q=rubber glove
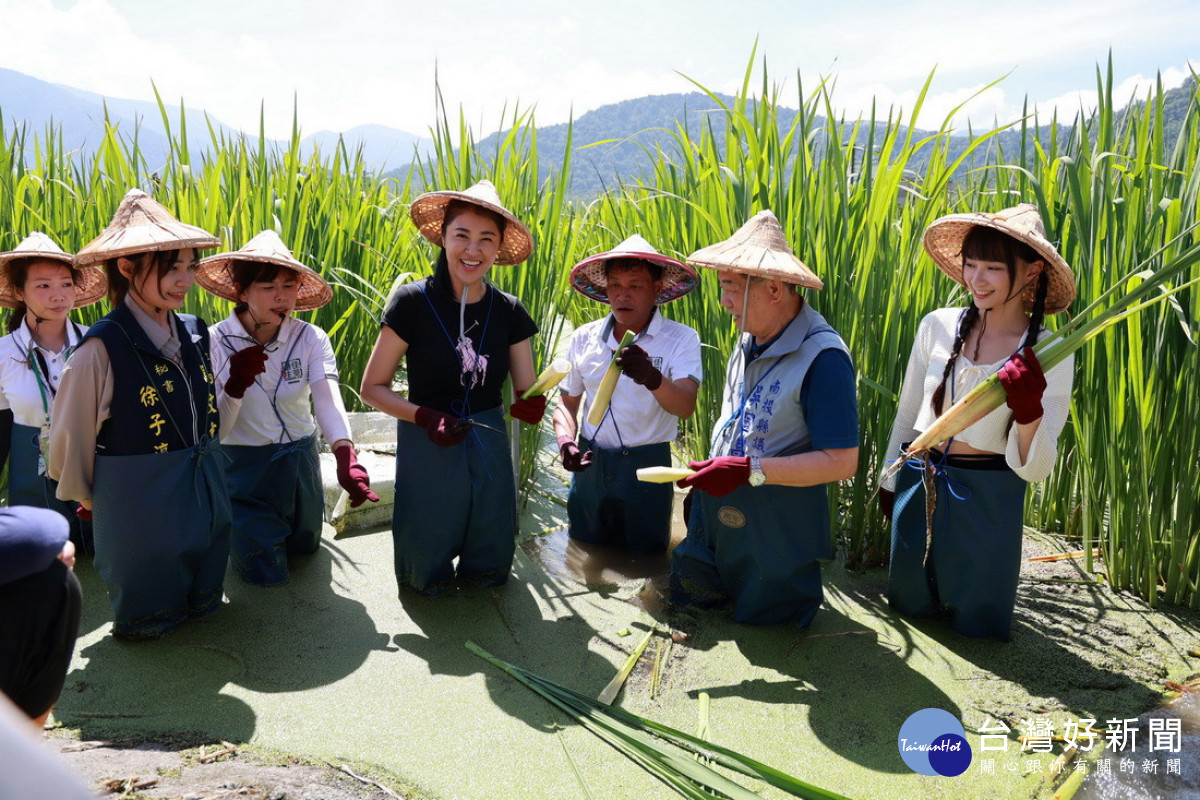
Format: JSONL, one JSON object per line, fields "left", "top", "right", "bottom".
{"left": 677, "top": 456, "right": 750, "bottom": 498}
{"left": 557, "top": 436, "right": 594, "bottom": 473}
{"left": 509, "top": 394, "right": 547, "bottom": 425}
{"left": 334, "top": 445, "right": 379, "bottom": 508}
{"left": 998, "top": 346, "right": 1047, "bottom": 425}
{"left": 615, "top": 344, "right": 663, "bottom": 390}
{"left": 224, "top": 344, "right": 268, "bottom": 399}
{"left": 414, "top": 407, "right": 469, "bottom": 447}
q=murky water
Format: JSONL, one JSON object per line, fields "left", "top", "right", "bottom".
{"left": 1072, "top": 692, "right": 1200, "bottom": 800}
{"left": 524, "top": 514, "right": 1199, "bottom": 800}
{"left": 520, "top": 524, "right": 684, "bottom": 614}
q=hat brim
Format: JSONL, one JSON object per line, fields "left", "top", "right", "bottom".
{"left": 923, "top": 214, "right": 1076, "bottom": 314}
{"left": 409, "top": 191, "right": 533, "bottom": 266}
{"left": 196, "top": 253, "right": 333, "bottom": 311}
{"left": 569, "top": 250, "right": 698, "bottom": 305}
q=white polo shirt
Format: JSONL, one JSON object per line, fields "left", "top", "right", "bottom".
{"left": 211, "top": 312, "right": 351, "bottom": 447}
{"left": 561, "top": 309, "right": 702, "bottom": 450}
{"left": 0, "top": 319, "right": 87, "bottom": 428}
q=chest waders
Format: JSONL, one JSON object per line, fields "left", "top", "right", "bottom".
{"left": 569, "top": 319, "right": 672, "bottom": 552}
{"left": 888, "top": 452, "right": 1024, "bottom": 640}
{"left": 218, "top": 330, "right": 323, "bottom": 586}
{"left": 670, "top": 310, "right": 845, "bottom": 627}
{"left": 87, "top": 310, "right": 231, "bottom": 639}
{"left": 391, "top": 285, "right": 516, "bottom": 595}
{"left": 8, "top": 324, "right": 92, "bottom": 552}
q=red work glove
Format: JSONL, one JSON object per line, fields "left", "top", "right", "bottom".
{"left": 509, "top": 394, "right": 547, "bottom": 426}
{"left": 677, "top": 456, "right": 750, "bottom": 498}
{"left": 414, "top": 406, "right": 468, "bottom": 447}
{"left": 998, "top": 346, "right": 1047, "bottom": 425}
{"left": 75, "top": 505, "right": 92, "bottom": 522}
{"left": 224, "top": 344, "right": 268, "bottom": 399}
{"left": 557, "top": 436, "right": 594, "bottom": 473}
{"left": 334, "top": 445, "right": 379, "bottom": 508}
{"left": 879, "top": 488, "right": 895, "bottom": 523}
{"left": 615, "top": 344, "right": 662, "bottom": 390}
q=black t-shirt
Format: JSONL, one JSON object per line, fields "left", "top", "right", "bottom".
{"left": 381, "top": 275, "right": 538, "bottom": 414}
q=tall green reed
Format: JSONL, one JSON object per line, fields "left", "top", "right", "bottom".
{"left": 2, "top": 58, "right": 1197, "bottom": 604}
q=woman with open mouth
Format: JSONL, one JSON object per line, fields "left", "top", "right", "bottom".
{"left": 198, "top": 230, "right": 377, "bottom": 587}
{"left": 361, "top": 180, "right": 544, "bottom": 596}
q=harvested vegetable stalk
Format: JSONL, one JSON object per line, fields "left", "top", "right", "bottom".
{"left": 636, "top": 466, "right": 695, "bottom": 483}
{"left": 522, "top": 357, "right": 573, "bottom": 398}
{"left": 586, "top": 330, "right": 636, "bottom": 426}
{"left": 598, "top": 625, "right": 657, "bottom": 704}
{"left": 881, "top": 236, "right": 1200, "bottom": 487}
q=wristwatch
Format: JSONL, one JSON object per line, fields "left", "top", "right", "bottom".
{"left": 749, "top": 455, "right": 766, "bottom": 487}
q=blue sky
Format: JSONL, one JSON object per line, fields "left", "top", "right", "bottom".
{"left": 1, "top": 0, "right": 1197, "bottom": 139}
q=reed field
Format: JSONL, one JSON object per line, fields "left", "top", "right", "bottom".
{"left": 2, "top": 60, "right": 1197, "bottom": 608}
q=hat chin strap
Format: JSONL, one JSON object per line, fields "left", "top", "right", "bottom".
{"left": 738, "top": 274, "right": 751, "bottom": 337}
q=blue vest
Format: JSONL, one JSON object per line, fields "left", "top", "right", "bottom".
{"left": 85, "top": 303, "right": 218, "bottom": 456}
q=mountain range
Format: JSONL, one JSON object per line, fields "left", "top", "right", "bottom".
{"left": 0, "top": 67, "right": 435, "bottom": 172}
{"left": 3, "top": 67, "right": 1196, "bottom": 198}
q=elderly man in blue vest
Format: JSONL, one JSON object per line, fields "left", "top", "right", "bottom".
{"left": 670, "top": 211, "right": 859, "bottom": 627}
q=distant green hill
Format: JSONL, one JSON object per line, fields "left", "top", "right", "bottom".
{"left": 392, "top": 79, "right": 1199, "bottom": 199}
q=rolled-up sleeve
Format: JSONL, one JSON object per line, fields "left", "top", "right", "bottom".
{"left": 47, "top": 339, "right": 113, "bottom": 504}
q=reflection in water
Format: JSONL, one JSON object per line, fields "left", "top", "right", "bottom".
{"left": 520, "top": 514, "right": 688, "bottom": 615}
{"left": 1074, "top": 692, "right": 1200, "bottom": 800}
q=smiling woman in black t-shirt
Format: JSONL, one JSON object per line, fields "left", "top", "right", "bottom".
{"left": 361, "top": 180, "right": 545, "bottom": 595}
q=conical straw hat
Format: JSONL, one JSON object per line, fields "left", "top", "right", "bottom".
{"left": 75, "top": 188, "right": 221, "bottom": 266}
{"left": 686, "top": 210, "right": 824, "bottom": 290}
{"left": 0, "top": 232, "right": 107, "bottom": 309}
{"left": 197, "top": 230, "right": 333, "bottom": 311}
{"left": 569, "top": 234, "right": 698, "bottom": 305}
{"left": 923, "top": 203, "right": 1076, "bottom": 314}
{"left": 409, "top": 179, "right": 533, "bottom": 265}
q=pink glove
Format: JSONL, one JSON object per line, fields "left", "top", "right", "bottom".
{"left": 998, "top": 347, "right": 1047, "bottom": 425}
{"left": 509, "top": 394, "right": 547, "bottom": 426}
{"left": 615, "top": 344, "right": 662, "bottom": 390}
{"left": 414, "top": 406, "right": 468, "bottom": 447}
{"left": 334, "top": 445, "right": 379, "bottom": 508}
{"left": 677, "top": 456, "right": 751, "bottom": 498}
{"left": 557, "top": 437, "right": 594, "bottom": 473}
{"left": 224, "top": 344, "right": 268, "bottom": 399}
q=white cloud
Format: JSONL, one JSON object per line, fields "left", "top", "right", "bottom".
{"left": 1, "top": 0, "right": 1196, "bottom": 141}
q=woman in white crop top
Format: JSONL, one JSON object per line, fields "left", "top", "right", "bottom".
{"left": 880, "top": 204, "right": 1077, "bottom": 640}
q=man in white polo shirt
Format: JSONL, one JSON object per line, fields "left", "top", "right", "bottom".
{"left": 552, "top": 235, "right": 702, "bottom": 553}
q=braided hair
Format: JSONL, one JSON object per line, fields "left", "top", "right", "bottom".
{"left": 930, "top": 226, "right": 1048, "bottom": 416}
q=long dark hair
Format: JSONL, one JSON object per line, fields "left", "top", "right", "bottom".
{"left": 430, "top": 200, "right": 508, "bottom": 297}
{"left": 4, "top": 257, "right": 82, "bottom": 334}
{"left": 104, "top": 249, "right": 181, "bottom": 307}
{"left": 930, "top": 226, "right": 1050, "bottom": 415}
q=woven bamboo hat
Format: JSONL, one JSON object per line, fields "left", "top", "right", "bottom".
{"left": 686, "top": 210, "right": 824, "bottom": 290}
{"left": 569, "top": 234, "right": 698, "bottom": 305}
{"left": 409, "top": 179, "right": 533, "bottom": 265}
{"left": 197, "top": 230, "right": 333, "bottom": 311}
{"left": 0, "top": 232, "right": 107, "bottom": 309}
{"left": 75, "top": 188, "right": 221, "bottom": 266}
{"left": 923, "top": 203, "right": 1076, "bottom": 314}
